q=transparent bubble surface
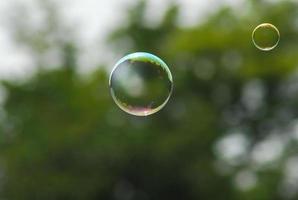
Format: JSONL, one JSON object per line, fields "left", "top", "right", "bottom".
{"left": 252, "top": 23, "right": 280, "bottom": 51}
{"left": 109, "top": 52, "right": 173, "bottom": 116}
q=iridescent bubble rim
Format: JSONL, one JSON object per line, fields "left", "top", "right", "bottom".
{"left": 109, "top": 52, "right": 174, "bottom": 116}
{"left": 252, "top": 23, "right": 280, "bottom": 51}
{"left": 109, "top": 52, "right": 173, "bottom": 83}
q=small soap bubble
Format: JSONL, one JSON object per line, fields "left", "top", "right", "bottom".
{"left": 252, "top": 23, "right": 280, "bottom": 51}
{"left": 109, "top": 52, "right": 173, "bottom": 116}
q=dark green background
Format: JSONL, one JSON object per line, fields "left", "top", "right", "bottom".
{"left": 1, "top": 0, "right": 298, "bottom": 199}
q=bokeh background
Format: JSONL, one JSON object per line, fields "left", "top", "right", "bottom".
{"left": 1, "top": 0, "right": 298, "bottom": 199}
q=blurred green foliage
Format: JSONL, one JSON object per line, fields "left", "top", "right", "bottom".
{"left": 1, "top": 0, "right": 298, "bottom": 199}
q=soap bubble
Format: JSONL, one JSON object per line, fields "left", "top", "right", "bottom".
{"left": 252, "top": 23, "right": 280, "bottom": 51}
{"left": 109, "top": 52, "right": 173, "bottom": 116}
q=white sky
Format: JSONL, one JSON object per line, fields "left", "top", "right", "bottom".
{"left": 0, "top": 0, "right": 244, "bottom": 80}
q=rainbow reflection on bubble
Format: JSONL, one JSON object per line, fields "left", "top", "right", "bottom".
{"left": 109, "top": 52, "right": 173, "bottom": 116}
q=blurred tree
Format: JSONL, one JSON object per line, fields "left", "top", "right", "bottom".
{"left": 6, "top": 0, "right": 77, "bottom": 69}
{"left": 1, "top": 0, "right": 298, "bottom": 200}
